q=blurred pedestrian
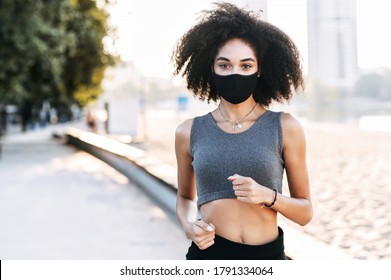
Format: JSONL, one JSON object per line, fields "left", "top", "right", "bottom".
{"left": 0, "top": 105, "right": 4, "bottom": 159}
{"left": 172, "top": 2, "right": 312, "bottom": 260}
{"left": 86, "top": 109, "right": 97, "bottom": 133}
{"left": 0, "top": 127, "right": 2, "bottom": 160}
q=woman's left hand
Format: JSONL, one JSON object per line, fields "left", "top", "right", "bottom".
{"left": 228, "top": 174, "right": 274, "bottom": 205}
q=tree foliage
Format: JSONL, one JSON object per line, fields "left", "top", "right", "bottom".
{"left": 354, "top": 69, "right": 391, "bottom": 100}
{"left": 0, "top": 0, "right": 117, "bottom": 112}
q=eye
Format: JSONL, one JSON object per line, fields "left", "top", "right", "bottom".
{"left": 241, "top": 64, "right": 253, "bottom": 70}
{"left": 218, "top": 63, "right": 231, "bottom": 69}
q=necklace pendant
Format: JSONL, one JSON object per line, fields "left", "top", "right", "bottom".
{"left": 218, "top": 103, "right": 258, "bottom": 132}
{"left": 231, "top": 122, "right": 242, "bottom": 131}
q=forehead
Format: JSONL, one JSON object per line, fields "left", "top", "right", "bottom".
{"left": 215, "top": 38, "right": 257, "bottom": 60}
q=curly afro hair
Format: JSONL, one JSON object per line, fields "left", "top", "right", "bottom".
{"left": 171, "top": 2, "right": 304, "bottom": 106}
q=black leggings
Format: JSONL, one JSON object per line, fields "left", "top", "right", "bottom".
{"left": 186, "top": 227, "right": 286, "bottom": 260}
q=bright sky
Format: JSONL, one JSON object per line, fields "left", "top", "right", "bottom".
{"left": 106, "top": 0, "right": 391, "bottom": 78}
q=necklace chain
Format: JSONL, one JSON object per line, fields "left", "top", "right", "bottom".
{"left": 218, "top": 103, "right": 258, "bottom": 131}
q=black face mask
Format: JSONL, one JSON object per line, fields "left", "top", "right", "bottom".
{"left": 212, "top": 72, "right": 258, "bottom": 104}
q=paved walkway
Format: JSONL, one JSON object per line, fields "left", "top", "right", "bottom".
{"left": 0, "top": 124, "right": 189, "bottom": 259}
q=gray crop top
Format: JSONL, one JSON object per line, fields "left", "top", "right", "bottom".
{"left": 190, "top": 110, "right": 284, "bottom": 207}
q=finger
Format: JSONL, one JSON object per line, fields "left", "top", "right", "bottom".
{"left": 227, "top": 174, "right": 240, "bottom": 181}
{"left": 234, "top": 190, "right": 248, "bottom": 197}
{"left": 193, "top": 229, "right": 215, "bottom": 244}
{"left": 198, "top": 234, "right": 215, "bottom": 246}
{"left": 198, "top": 238, "right": 215, "bottom": 250}
{"left": 194, "top": 220, "right": 215, "bottom": 232}
{"left": 237, "top": 196, "right": 250, "bottom": 203}
{"left": 228, "top": 174, "right": 249, "bottom": 186}
{"left": 233, "top": 184, "right": 251, "bottom": 192}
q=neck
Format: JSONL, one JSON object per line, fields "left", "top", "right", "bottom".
{"left": 217, "top": 100, "right": 260, "bottom": 131}
{"left": 219, "top": 99, "right": 258, "bottom": 121}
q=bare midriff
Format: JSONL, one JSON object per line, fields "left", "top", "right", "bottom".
{"left": 200, "top": 198, "right": 278, "bottom": 245}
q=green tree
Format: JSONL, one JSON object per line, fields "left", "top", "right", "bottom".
{"left": 0, "top": 0, "right": 117, "bottom": 130}
{"left": 353, "top": 73, "right": 384, "bottom": 99}
{"left": 63, "top": 0, "right": 117, "bottom": 107}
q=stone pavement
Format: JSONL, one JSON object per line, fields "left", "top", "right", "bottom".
{"left": 0, "top": 124, "right": 189, "bottom": 259}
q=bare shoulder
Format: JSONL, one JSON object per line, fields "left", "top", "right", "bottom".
{"left": 175, "top": 118, "right": 194, "bottom": 144}
{"left": 280, "top": 112, "right": 306, "bottom": 144}
{"left": 175, "top": 118, "right": 193, "bottom": 136}
{"left": 175, "top": 118, "right": 194, "bottom": 157}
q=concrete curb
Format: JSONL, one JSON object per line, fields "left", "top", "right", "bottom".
{"left": 64, "top": 127, "right": 353, "bottom": 260}
{"left": 65, "top": 128, "right": 177, "bottom": 215}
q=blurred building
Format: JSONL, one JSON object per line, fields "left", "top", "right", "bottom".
{"left": 307, "top": 0, "right": 358, "bottom": 87}
{"left": 98, "top": 61, "right": 142, "bottom": 137}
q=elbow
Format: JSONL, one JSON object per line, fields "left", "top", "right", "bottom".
{"left": 298, "top": 213, "right": 313, "bottom": 226}
{"left": 298, "top": 204, "right": 314, "bottom": 226}
{"left": 297, "top": 201, "right": 313, "bottom": 226}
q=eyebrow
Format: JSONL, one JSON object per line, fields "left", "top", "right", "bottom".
{"left": 216, "top": 57, "right": 256, "bottom": 62}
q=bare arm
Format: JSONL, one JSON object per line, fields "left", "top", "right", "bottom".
{"left": 175, "top": 119, "right": 197, "bottom": 228}
{"left": 175, "top": 119, "right": 215, "bottom": 249}
{"left": 274, "top": 113, "right": 312, "bottom": 225}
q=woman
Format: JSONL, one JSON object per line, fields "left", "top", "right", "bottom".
{"left": 172, "top": 2, "right": 312, "bottom": 260}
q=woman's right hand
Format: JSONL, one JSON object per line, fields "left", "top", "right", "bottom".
{"left": 185, "top": 220, "right": 215, "bottom": 250}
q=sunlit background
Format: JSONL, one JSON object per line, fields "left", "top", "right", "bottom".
{"left": 107, "top": 0, "right": 391, "bottom": 77}
{"left": 1, "top": 0, "right": 390, "bottom": 261}
{"left": 98, "top": 0, "right": 391, "bottom": 136}
{"left": 98, "top": 0, "right": 391, "bottom": 260}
